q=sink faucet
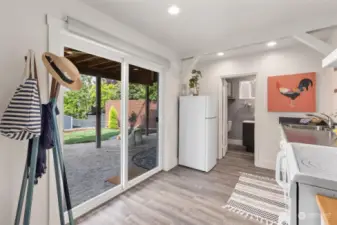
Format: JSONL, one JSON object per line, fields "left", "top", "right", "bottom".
{"left": 306, "top": 113, "right": 335, "bottom": 129}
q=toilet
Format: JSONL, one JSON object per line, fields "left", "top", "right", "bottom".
{"left": 228, "top": 120, "right": 232, "bottom": 132}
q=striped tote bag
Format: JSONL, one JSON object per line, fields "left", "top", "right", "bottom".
{"left": 0, "top": 50, "right": 41, "bottom": 140}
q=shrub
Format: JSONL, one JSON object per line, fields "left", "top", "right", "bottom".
{"left": 108, "top": 106, "right": 119, "bottom": 129}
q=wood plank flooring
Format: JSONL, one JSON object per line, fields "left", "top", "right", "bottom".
{"left": 77, "top": 147, "right": 274, "bottom": 225}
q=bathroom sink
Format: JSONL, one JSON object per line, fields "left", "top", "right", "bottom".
{"left": 284, "top": 124, "right": 331, "bottom": 132}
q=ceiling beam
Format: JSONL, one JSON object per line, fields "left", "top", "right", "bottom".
{"left": 88, "top": 60, "right": 115, "bottom": 68}
{"left": 76, "top": 66, "right": 154, "bottom": 85}
{"left": 101, "top": 64, "right": 121, "bottom": 70}
{"left": 65, "top": 52, "right": 86, "bottom": 59}
{"left": 294, "top": 32, "right": 334, "bottom": 55}
{"left": 75, "top": 56, "right": 98, "bottom": 64}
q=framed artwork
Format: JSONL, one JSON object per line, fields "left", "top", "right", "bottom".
{"left": 268, "top": 72, "right": 316, "bottom": 112}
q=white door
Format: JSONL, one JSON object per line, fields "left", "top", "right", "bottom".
{"left": 223, "top": 79, "right": 228, "bottom": 157}
{"left": 218, "top": 79, "right": 228, "bottom": 159}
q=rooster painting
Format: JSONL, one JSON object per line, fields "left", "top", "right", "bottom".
{"left": 276, "top": 78, "right": 313, "bottom": 107}
{"left": 268, "top": 72, "right": 316, "bottom": 112}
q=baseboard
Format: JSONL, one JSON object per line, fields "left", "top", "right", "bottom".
{"left": 228, "top": 139, "right": 243, "bottom": 145}
{"left": 163, "top": 157, "right": 178, "bottom": 171}
{"left": 255, "top": 159, "right": 275, "bottom": 171}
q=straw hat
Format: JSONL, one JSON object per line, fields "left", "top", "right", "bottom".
{"left": 42, "top": 52, "right": 82, "bottom": 90}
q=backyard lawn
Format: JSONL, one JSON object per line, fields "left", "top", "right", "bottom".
{"left": 64, "top": 128, "right": 120, "bottom": 145}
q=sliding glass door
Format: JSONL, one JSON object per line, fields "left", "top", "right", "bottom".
{"left": 59, "top": 32, "right": 163, "bottom": 218}
{"left": 62, "top": 47, "right": 123, "bottom": 211}
{"left": 126, "top": 64, "right": 159, "bottom": 183}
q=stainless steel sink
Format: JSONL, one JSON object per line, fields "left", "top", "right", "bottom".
{"left": 284, "top": 124, "right": 331, "bottom": 131}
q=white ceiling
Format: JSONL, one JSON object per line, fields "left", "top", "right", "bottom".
{"left": 81, "top": 0, "right": 337, "bottom": 58}
{"left": 199, "top": 28, "right": 337, "bottom": 62}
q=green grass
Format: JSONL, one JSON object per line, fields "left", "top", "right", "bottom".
{"left": 64, "top": 128, "right": 120, "bottom": 145}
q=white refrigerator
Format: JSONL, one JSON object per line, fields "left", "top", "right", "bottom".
{"left": 179, "top": 96, "right": 217, "bottom": 172}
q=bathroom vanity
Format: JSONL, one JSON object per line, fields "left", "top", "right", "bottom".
{"left": 242, "top": 120, "right": 254, "bottom": 153}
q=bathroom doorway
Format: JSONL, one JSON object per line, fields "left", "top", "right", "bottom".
{"left": 218, "top": 73, "right": 256, "bottom": 159}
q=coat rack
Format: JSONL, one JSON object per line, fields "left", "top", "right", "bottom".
{"left": 14, "top": 52, "right": 82, "bottom": 225}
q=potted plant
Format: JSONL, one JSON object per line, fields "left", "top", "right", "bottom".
{"left": 189, "top": 70, "right": 202, "bottom": 96}
{"left": 128, "top": 111, "right": 137, "bottom": 131}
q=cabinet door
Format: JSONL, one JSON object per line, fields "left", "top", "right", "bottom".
{"left": 242, "top": 123, "right": 254, "bottom": 152}
{"left": 298, "top": 184, "right": 337, "bottom": 225}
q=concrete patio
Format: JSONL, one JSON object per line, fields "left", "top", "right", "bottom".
{"left": 63, "top": 134, "right": 158, "bottom": 207}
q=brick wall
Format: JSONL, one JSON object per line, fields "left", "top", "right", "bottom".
{"left": 105, "top": 100, "right": 158, "bottom": 128}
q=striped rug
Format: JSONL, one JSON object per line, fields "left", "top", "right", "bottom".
{"left": 223, "top": 173, "right": 288, "bottom": 225}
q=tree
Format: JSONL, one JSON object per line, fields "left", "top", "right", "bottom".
{"left": 108, "top": 106, "right": 119, "bottom": 129}
{"left": 64, "top": 75, "right": 93, "bottom": 119}
{"left": 90, "top": 79, "right": 121, "bottom": 111}
{"left": 129, "top": 83, "right": 146, "bottom": 100}
{"left": 64, "top": 75, "right": 159, "bottom": 120}
{"left": 148, "top": 82, "right": 158, "bottom": 101}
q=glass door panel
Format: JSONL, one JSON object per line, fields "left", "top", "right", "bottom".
{"left": 127, "top": 64, "right": 159, "bottom": 181}
{"left": 62, "top": 47, "right": 122, "bottom": 208}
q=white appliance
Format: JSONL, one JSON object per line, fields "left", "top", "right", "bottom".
{"left": 276, "top": 142, "right": 337, "bottom": 225}
{"left": 179, "top": 96, "right": 217, "bottom": 172}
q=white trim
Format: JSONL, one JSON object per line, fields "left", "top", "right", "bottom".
{"left": 126, "top": 57, "right": 163, "bottom": 73}
{"left": 62, "top": 30, "right": 123, "bottom": 63}
{"left": 126, "top": 167, "right": 161, "bottom": 189}
{"left": 220, "top": 72, "right": 258, "bottom": 79}
{"left": 218, "top": 81, "right": 223, "bottom": 159}
{"left": 158, "top": 69, "right": 164, "bottom": 170}
{"left": 121, "top": 60, "right": 129, "bottom": 188}
{"left": 65, "top": 185, "right": 123, "bottom": 223}
{"left": 46, "top": 15, "right": 66, "bottom": 225}
{"left": 228, "top": 139, "right": 243, "bottom": 146}
{"left": 218, "top": 73, "right": 258, "bottom": 166}
{"left": 65, "top": 167, "right": 161, "bottom": 222}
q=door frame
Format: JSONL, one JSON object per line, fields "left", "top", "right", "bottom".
{"left": 47, "top": 15, "right": 164, "bottom": 223}
{"left": 218, "top": 73, "right": 257, "bottom": 159}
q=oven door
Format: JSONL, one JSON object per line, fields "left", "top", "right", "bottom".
{"left": 276, "top": 143, "right": 291, "bottom": 225}
{"left": 276, "top": 150, "right": 289, "bottom": 189}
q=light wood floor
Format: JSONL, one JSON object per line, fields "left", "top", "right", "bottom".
{"left": 77, "top": 147, "right": 274, "bottom": 225}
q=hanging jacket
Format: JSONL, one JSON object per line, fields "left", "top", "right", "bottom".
{"left": 27, "top": 102, "right": 59, "bottom": 184}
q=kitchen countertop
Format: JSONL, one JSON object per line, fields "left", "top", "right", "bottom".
{"left": 281, "top": 125, "right": 337, "bottom": 147}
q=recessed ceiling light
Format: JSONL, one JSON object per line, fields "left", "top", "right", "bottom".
{"left": 217, "top": 52, "right": 225, "bottom": 56}
{"left": 168, "top": 5, "right": 180, "bottom": 15}
{"left": 267, "top": 41, "right": 277, "bottom": 47}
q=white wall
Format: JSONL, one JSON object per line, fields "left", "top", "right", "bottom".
{"left": 0, "top": 0, "right": 180, "bottom": 224}
{"left": 197, "top": 45, "right": 335, "bottom": 170}
{"left": 327, "top": 30, "right": 337, "bottom": 113}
